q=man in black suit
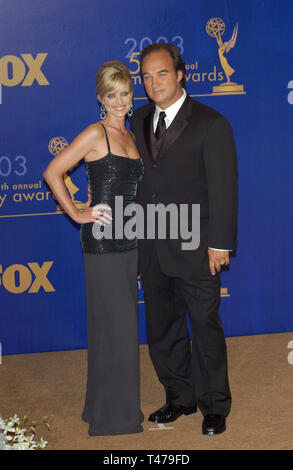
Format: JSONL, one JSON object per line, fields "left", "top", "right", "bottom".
{"left": 131, "top": 44, "right": 238, "bottom": 435}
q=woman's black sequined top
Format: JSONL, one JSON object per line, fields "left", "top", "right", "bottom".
{"left": 80, "top": 124, "right": 144, "bottom": 254}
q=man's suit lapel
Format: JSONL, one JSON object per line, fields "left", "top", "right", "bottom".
{"left": 159, "top": 96, "right": 193, "bottom": 159}
{"left": 143, "top": 107, "right": 159, "bottom": 163}
{"left": 143, "top": 95, "right": 193, "bottom": 164}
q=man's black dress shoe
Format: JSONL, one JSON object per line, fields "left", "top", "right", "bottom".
{"left": 202, "top": 414, "right": 226, "bottom": 435}
{"left": 149, "top": 403, "right": 197, "bottom": 423}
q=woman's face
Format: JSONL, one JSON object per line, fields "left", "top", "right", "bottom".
{"left": 99, "top": 83, "right": 133, "bottom": 120}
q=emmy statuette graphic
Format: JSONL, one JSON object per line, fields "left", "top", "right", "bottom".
{"left": 206, "top": 17, "right": 245, "bottom": 95}
{"left": 48, "top": 137, "right": 85, "bottom": 212}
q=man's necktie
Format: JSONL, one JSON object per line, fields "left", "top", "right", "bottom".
{"left": 155, "top": 111, "right": 166, "bottom": 140}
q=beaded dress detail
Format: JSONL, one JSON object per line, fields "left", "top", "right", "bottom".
{"left": 80, "top": 124, "right": 144, "bottom": 254}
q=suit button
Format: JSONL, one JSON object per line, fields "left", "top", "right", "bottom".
{"left": 152, "top": 193, "right": 156, "bottom": 199}
{"left": 152, "top": 163, "right": 157, "bottom": 168}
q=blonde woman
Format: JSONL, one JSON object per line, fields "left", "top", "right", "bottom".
{"left": 43, "top": 61, "right": 144, "bottom": 436}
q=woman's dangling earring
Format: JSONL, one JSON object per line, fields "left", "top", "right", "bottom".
{"left": 127, "top": 104, "right": 134, "bottom": 118}
{"left": 100, "top": 104, "right": 106, "bottom": 120}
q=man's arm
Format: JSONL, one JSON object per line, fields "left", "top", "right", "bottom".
{"left": 203, "top": 116, "right": 238, "bottom": 274}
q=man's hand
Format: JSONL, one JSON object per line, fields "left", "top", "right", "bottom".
{"left": 208, "top": 249, "right": 230, "bottom": 276}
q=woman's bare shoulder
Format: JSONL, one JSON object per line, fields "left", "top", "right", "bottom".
{"left": 81, "top": 122, "right": 108, "bottom": 162}
{"left": 85, "top": 122, "right": 105, "bottom": 139}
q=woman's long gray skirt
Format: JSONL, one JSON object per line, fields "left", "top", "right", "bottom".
{"left": 81, "top": 249, "right": 143, "bottom": 436}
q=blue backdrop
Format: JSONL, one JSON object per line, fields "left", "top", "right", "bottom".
{"left": 1, "top": 0, "right": 293, "bottom": 355}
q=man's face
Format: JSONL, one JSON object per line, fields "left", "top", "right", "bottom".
{"left": 141, "top": 50, "right": 183, "bottom": 109}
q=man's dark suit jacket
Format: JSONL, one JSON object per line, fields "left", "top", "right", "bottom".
{"left": 131, "top": 94, "right": 238, "bottom": 277}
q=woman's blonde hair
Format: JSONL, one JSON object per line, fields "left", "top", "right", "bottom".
{"left": 96, "top": 61, "right": 133, "bottom": 99}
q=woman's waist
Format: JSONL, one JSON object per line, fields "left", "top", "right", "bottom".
{"left": 89, "top": 194, "right": 137, "bottom": 209}
{"left": 80, "top": 223, "right": 138, "bottom": 253}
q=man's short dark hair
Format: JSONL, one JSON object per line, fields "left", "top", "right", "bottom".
{"left": 140, "top": 43, "right": 186, "bottom": 88}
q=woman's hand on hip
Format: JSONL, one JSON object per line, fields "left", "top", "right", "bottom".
{"left": 74, "top": 203, "right": 112, "bottom": 225}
